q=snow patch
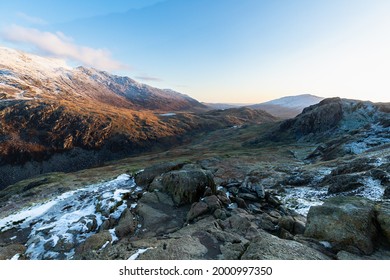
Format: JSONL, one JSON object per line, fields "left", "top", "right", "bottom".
{"left": 10, "top": 254, "right": 20, "bottom": 260}
{"left": 128, "top": 248, "right": 152, "bottom": 260}
{"left": 280, "top": 187, "right": 328, "bottom": 216}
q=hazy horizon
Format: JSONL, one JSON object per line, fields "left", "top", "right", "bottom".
{"left": 0, "top": 0, "right": 389, "bottom": 103}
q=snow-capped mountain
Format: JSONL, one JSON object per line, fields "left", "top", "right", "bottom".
{"left": 250, "top": 94, "right": 324, "bottom": 119}
{"left": 0, "top": 46, "right": 206, "bottom": 111}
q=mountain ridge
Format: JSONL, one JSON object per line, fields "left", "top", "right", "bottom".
{"left": 0, "top": 46, "right": 206, "bottom": 112}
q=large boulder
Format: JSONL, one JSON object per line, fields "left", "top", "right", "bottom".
{"left": 74, "top": 231, "right": 112, "bottom": 259}
{"left": 115, "top": 208, "right": 137, "bottom": 239}
{"left": 241, "top": 230, "right": 330, "bottom": 260}
{"left": 160, "top": 167, "right": 216, "bottom": 206}
{"left": 137, "top": 235, "right": 208, "bottom": 260}
{"left": 136, "top": 191, "right": 187, "bottom": 237}
{"left": 0, "top": 243, "right": 26, "bottom": 260}
{"left": 325, "top": 174, "right": 363, "bottom": 194}
{"left": 134, "top": 162, "right": 184, "bottom": 188}
{"left": 376, "top": 202, "right": 390, "bottom": 243}
{"left": 304, "top": 196, "right": 377, "bottom": 254}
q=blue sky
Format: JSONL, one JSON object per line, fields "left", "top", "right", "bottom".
{"left": 0, "top": 0, "right": 389, "bottom": 103}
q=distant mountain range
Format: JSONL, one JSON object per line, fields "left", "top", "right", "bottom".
{"left": 206, "top": 94, "right": 324, "bottom": 119}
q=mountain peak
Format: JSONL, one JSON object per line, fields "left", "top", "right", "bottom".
{"left": 249, "top": 94, "right": 324, "bottom": 119}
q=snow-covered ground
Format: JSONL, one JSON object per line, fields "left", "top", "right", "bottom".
{"left": 0, "top": 174, "right": 139, "bottom": 260}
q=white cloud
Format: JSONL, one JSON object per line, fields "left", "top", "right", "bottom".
{"left": 16, "top": 12, "right": 47, "bottom": 25}
{"left": 1, "top": 25, "right": 127, "bottom": 71}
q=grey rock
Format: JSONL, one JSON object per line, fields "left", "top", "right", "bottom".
{"left": 0, "top": 244, "right": 26, "bottom": 260}
{"left": 138, "top": 235, "right": 208, "bottom": 260}
{"left": 305, "top": 196, "right": 377, "bottom": 254}
{"left": 161, "top": 169, "right": 216, "bottom": 206}
{"left": 376, "top": 201, "right": 390, "bottom": 243}
{"left": 241, "top": 230, "right": 330, "bottom": 260}
{"left": 238, "top": 193, "right": 259, "bottom": 202}
{"left": 135, "top": 162, "right": 184, "bottom": 188}
{"left": 219, "top": 242, "right": 247, "bottom": 260}
{"left": 115, "top": 208, "right": 137, "bottom": 239}
{"left": 75, "top": 231, "right": 112, "bottom": 258}
{"left": 231, "top": 197, "right": 247, "bottom": 209}
{"left": 383, "top": 186, "right": 390, "bottom": 199}
{"left": 253, "top": 185, "right": 265, "bottom": 198}
{"left": 326, "top": 174, "right": 363, "bottom": 194}
{"left": 187, "top": 201, "right": 209, "bottom": 222}
{"left": 202, "top": 195, "right": 222, "bottom": 212}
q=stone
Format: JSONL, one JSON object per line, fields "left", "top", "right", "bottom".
{"left": 255, "top": 214, "right": 277, "bottom": 232}
{"left": 0, "top": 244, "right": 26, "bottom": 260}
{"left": 371, "top": 169, "right": 390, "bottom": 183}
{"left": 213, "top": 209, "right": 227, "bottom": 220}
{"left": 138, "top": 235, "right": 208, "bottom": 260}
{"left": 304, "top": 196, "right": 377, "bottom": 254}
{"left": 293, "top": 218, "right": 306, "bottom": 235}
{"left": 217, "top": 194, "right": 231, "bottom": 206}
{"left": 266, "top": 194, "right": 282, "bottom": 207}
{"left": 325, "top": 175, "right": 363, "bottom": 194}
{"left": 134, "top": 162, "right": 184, "bottom": 187}
{"left": 115, "top": 208, "right": 137, "bottom": 239}
{"left": 219, "top": 242, "right": 247, "bottom": 260}
{"left": 202, "top": 195, "right": 222, "bottom": 212}
{"left": 337, "top": 250, "right": 364, "bottom": 260}
{"left": 136, "top": 203, "right": 172, "bottom": 236}
{"left": 376, "top": 202, "right": 390, "bottom": 243}
{"left": 161, "top": 169, "right": 216, "bottom": 206}
{"left": 232, "top": 197, "right": 247, "bottom": 209}
{"left": 278, "top": 216, "right": 295, "bottom": 233}
{"left": 248, "top": 203, "right": 263, "bottom": 214}
{"left": 75, "top": 231, "right": 112, "bottom": 257}
{"left": 253, "top": 185, "right": 265, "bottom": 198}
{"left": 241, "top": 230, "right": 330, "bottom": 260}
{"left": 187, "top": 201, "right": 209, "bottom": 222}
{"left": 383, "top": 186, "right": 390, "bottom": 199}
{"left": 238, "top": 193, "right": 259, "bottom": 202}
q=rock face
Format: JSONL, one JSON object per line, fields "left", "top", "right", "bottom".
{"left": 376, "top": 202, "right": 390, "bottom": 244}
{"left": 0, "top": 244, "right": 26, "bottom": 260}
{"left": 305, "top": 196, "right": 377, "bottom": 254}
{"left": 74, "top": 231, "right": 112, "bottom": 259}
{"left": 241, "top": 232, "right": 330, "bottom": 260}
{"left": 134, "top": 162, "right": 184, "bottom": 187}
{"left": 283, "top": 97, "right": 344, "bottom": 138}
{"left": 161, "top": 168, "right": 216, "bottom": 206}
{"left": 115, "top": 208, "right": 137, "bottom": 239}
{"left": 137, "top": 164, "right": 216, "bottom": 206}
{"left": 325, "top": 175, "right": 364, "bottom": 194}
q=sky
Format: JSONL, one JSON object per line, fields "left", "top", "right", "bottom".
{"left": 0, "top": 0, "right": 389, "bottom": 103}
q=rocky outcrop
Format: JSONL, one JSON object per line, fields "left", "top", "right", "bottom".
{"left": 134, "top": 162, "right": 184, "bottom": 187}
{"left": 305, "top": 197, "right": 378, "bottom": 254}
{"left": 137, "top": 163, "right": 216, "bottom": 206}
{"left": 0, "top": 243, "right": 26, "bottom": 260}
{"left": 324, "top": 175, "right": 364, "bottom": 194}
{"left": 241, "top": 232, "right": 330, "bottom": 260}
{"left": 376, "top": 202, "right": 390, "bottom": 243}
{"left": 74, "top": 231, "right": 112, "bottom": 259}
{"left": 160, "top": 168, "right": 216, "bottom": 206}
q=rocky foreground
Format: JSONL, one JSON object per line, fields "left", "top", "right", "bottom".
{"left": 1, "top": 155, "right": 389, "bottom": 260}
